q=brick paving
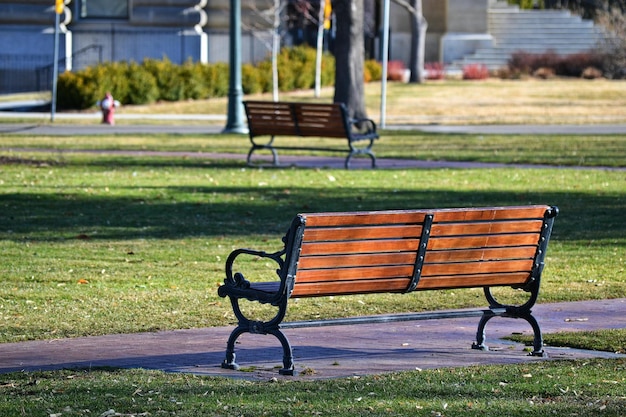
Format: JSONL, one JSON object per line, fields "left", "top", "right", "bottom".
{"left": 1, "top": 299, "right": 624, "bottom": 380}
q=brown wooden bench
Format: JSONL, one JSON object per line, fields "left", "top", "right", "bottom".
{"left": 217, "top": 205, "right": 558, "bottom": 375}
{"left": 243, "top": 101, "right": 379, "bottom": 169}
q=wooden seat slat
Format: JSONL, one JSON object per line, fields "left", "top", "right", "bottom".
{"left": 424, "top": 246, "right": 537, "bottom": 263}
{"left": 415, "top": 272, "right": 531, "bottom": 290}
{"left": 291, "top": 278, "right": 410, "bottom": 297}
{"left": 422, "top": 259, "right": 534, "bottom": 276}
{"left": 432, "top": 206, "right": 548, "bottom": 222}
{"left": 301, "top": 239, "right": 421, "bottom": 256}
{"left": 297, "top": 252, "right": 417, "bottom": 270}
{"left": 428, "top": 233, "right": 541, "bottom": 250}
{"left": 431, "top": 220, "right": 544, "bottom": 236}
{"left": 295, "top": 265, "right": 415, "bottom": 283}
{"left": 303, "top": 225, "right": 424, "bottom": 241}
{"left": 303, "top": 212, "right": 430, "bottom": 227}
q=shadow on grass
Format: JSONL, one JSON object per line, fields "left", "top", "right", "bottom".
{"left": 2, "top": 185, "right": 624, "bottom": 242}
{"left": 1, "top": 155, "right": 624, "bottom": 241}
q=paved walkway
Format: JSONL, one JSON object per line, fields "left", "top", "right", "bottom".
{"left": 1, "top": 299, "right": 624, "bottom": 380}
{"left": 3, "top": 120, "right": 626, "bottom": 136}
{"left": 3, "top": 122, "right": 626, "bottom": 171}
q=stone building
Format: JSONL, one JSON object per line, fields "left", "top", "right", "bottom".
{"left": 2, "top": 0, "right": 593, "bottom": 94}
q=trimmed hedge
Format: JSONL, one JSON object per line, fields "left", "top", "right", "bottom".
{"left": 56, "top": 46, "right": 344, "bottom": 110}
{"left": 507, "top": 51, "right": 607, "bottom": 78}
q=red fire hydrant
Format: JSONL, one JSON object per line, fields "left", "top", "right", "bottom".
{"left": 99, "top": 92, "right": 119, "bottom": 125}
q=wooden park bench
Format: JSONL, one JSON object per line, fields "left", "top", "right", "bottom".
{"left": 243, "top": 101, "right": 379, "bottom": 169}
{"left": 217, "top": 205, "right": 558, "bottom": 375}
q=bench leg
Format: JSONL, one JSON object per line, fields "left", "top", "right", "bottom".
{"left": 472, "top": 310, "right": 495, "bottom": 352}
{"left": 270, "top": 328, "right": 295, "bottom": 376}
{"left": 221, "top": 326, "right": 246, "bottom": 371}
{"left": 247, "top": 137, "right": 279, "bottom": 167}
{"left": 221, "top": 297, "right": 296, "bottom": 374}
{"left": 220, "top": 325, "right": 295, "bottom": 375}
{"left": 345, "top": 150, "right": 377, "bottom": 169}
{"left": 520, "top": 310, "right": 545, "bottom": 357}
{"left": 471, "top": 309, "right": 545, "bottom": 357}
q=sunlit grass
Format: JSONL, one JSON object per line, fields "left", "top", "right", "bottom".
{"left": 0, "top": 360, "right": 624, "bottom": 417}
{"left": 0, "top": 152, "right": 624, "bottom": 343}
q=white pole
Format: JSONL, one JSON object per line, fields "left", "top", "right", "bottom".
{"left": 272, "top": 0, "right": 280, "bottom": 101}
{"left": 380, "top": 0, "right": 390, "bottom": 129}
{"left": 51, "top": 10, "right": 60, "bottom": 123}
{"left": 314, "top": 0, "right": 326, "bottom": 98}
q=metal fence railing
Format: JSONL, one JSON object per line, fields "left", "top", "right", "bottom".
{"left": 0, "top": 45, "right": 103, "bottom": 94}
{"left": 0, "top": 54, "right": 58, "bottom": 94}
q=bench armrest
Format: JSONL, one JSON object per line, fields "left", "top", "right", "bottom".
{"left": 349, "top": 117, "right": 377, "bottom": 134}
{"left": 223, "top": 248, "right": 285, "bottom": 285}
{"left": 218, "top": 247, "right": 286, "bottom": 304}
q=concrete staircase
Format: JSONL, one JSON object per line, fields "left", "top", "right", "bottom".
{"left": 452, "top": 1, "right": 606, "bottom": 70}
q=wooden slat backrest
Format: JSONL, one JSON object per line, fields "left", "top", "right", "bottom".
{"left": 244, "top": 101, "right": 299, "bottom": 137}
{"left": 293, "top": 103, "right": 348, "bottom": 138}
{"left": 245, "top": 101, "right": 349, "bottom": 139}
{"left": 417, "top": 206, "right": 548, "bottom": 290}
{"left": 290, "top": 210, "right": 430, "bottom": 297}
{"left": 288, "top": 206, "right": 551, "bottom": 298}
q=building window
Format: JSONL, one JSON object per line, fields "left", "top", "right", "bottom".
{"left": 80, "top": 0, "right": 129, "bottom": 19}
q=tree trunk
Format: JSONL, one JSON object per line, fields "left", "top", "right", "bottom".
{"left": 331, "top": 0, "right": 367, "bottom": 119}
{"left": 409, "top": 0, "right": 428, "bottom": 83}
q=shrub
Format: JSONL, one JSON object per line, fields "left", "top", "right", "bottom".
{"left": 242, "top": 63, "right": 263, "bottom": 95}
{"left": 425, "top": 62, "right": 446, "bottom": 80}
{"left": 201, "top": 62, "right": 229, "bottom": 97}
{"left": 462, "top": 63, "right": 489, "bottom": 80}
{"left": 56, "top": 71, "right": 94, "bottom": 110}
{"left": 142, "top": 57, "right": 185, "bottom": 101}
{"left": 508, "top": 50, "right": 604, "bottom": 78}
{"left": 319, "top": 52, "right": 335, "bottom": 86}
{"left": 281, "top": 46, "right": 318, "bottom": 90}
{"left": 53, "top": 46, "right": 340, "bottom": 110}
{"left": 295, "top": 61, "right": 316, "bottom": 90}
{"left": 364, "top": 59, "right": 382, "bottom": 82}
{"left": 532, "top": 67, "right": 555, "bottom": 79}
{"left": 59, "top": 66, "right": 107, "bottom": 110}
{"left": 178, "top": 60, "right": 209, "bottom": 100}
{"left": 554, "top": 52, "right": 604, "bottom": 77}
{"left": 508, "top": 50, "right": 560, "bottom": 75}
{"left": 125, "top": 62, "right": 159, "bottom": 105}
{"left": 254, "top": 60, "right": 274, "bottom": 93}
{"left": 387, "top": 61, "right": 407, "bottom": 81}
{"left": 275, "top": 49, "right": 296, "bottom": 91}
{"left": 581, "top": 66, "right": 604, "bottom": 79}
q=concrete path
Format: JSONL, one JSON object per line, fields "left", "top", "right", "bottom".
{"left": 3, "top": 121, "right": 626, "bottom": 171}
{"left": 1, "top": 299, "right": 624, "bottom": 380}
{"left": 3, "top": 120, "right": 626, "bottom": 136}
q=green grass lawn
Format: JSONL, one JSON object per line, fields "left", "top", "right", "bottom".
{"left": 0, "top": 146, "right": 624, "bottom": 342}
{"left": 1, "top": 80, "right": 625, "bottom": 416}
{"left": 1, "top": 131, "right": 625, "bottom": 167}
{"left": 1, "top": 359, "right": 624, "bottom": 416}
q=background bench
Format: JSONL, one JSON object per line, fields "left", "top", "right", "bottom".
{"left": 217, "top": 205, "right": 558, "bottom": 375}
{"left": 243, "top": 101, "right": 379, "bottom": 169}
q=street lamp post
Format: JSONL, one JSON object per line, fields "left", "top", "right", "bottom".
{"left": 223, "top": 0, "right": 248, "bottom": 134}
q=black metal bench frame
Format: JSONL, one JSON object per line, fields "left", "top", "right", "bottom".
{"left": 217, "top": 205, "right": 558, "bottom": 375}
{"left": 243, "top": 101, "right": 379, "bottom": 169}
